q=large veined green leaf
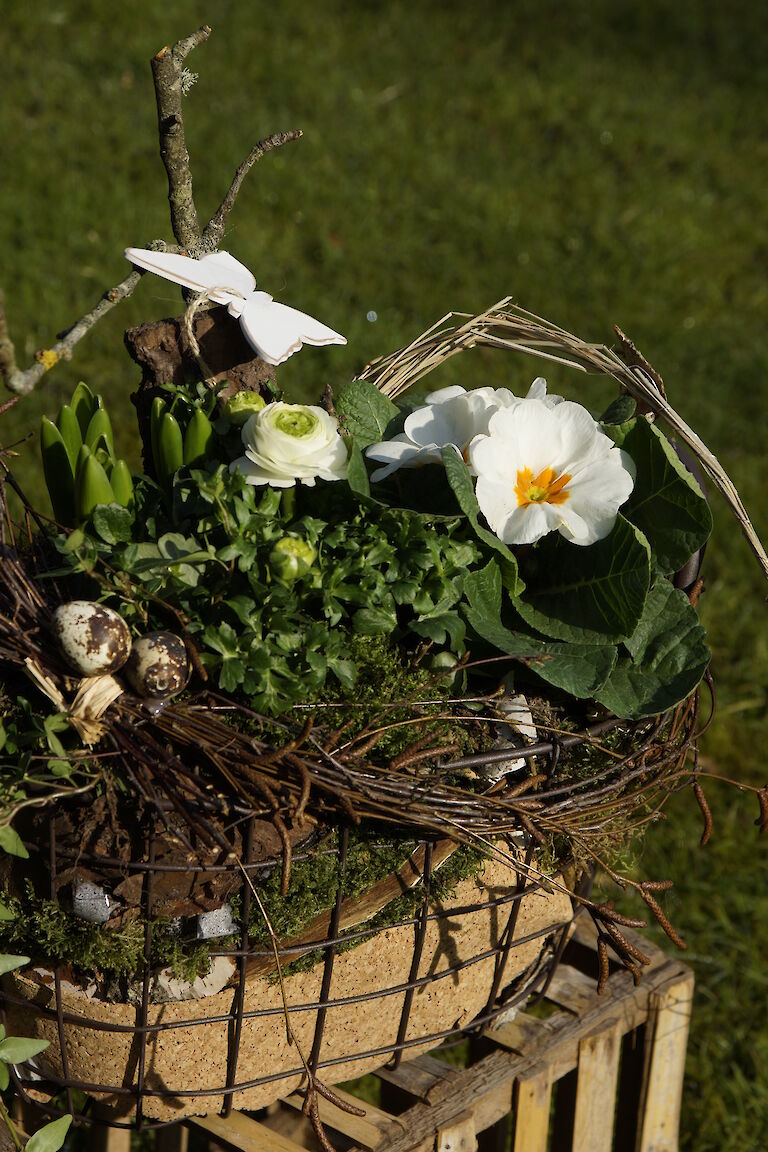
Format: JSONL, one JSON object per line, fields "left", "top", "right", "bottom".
{"left": 514, "top": 515, "right": 651, "bottom": 645}
{"left": 463, "top": 561, "right": 616, "bottom": 698}
{"left": 336, "top": 379, "right": 399, "bottom": 448}
{"left": 620, "top": 418, "right": 712, "bottom": 574}
{"left": 595, "top": 578, "right": 710, "bottom": 717}
{"left": 442, "top": 448, "right": 524, "bottom": 597}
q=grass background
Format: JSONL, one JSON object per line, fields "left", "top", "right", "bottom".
{"left": 1, "top": 2, "right": 767, "bottom": 1147}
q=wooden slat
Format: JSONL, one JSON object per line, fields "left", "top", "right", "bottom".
{"left": 511, "top": 1066, "right": 551, "bottom": 1152}
{"left": 191, "top": 1111, "right": 307, "bottom": 1152}
{"left": 571, "top": 1023, "right": 622, "bottom": 1152}
{"left": 283, "top": 1087, "right": 399, "bottom": 1149}
{"left": 636, "top": 971, "right": 695, "bottom": 1152}
{"left": 364, "top": 958, "right": 687, "bottom": 1152}
{"left": 376, "top": 1053, "right": 462, "bottom": 1101}
{"left": 546, "top": 963, "right": 601, "bottom": 1014}
{"left": 155, "top": 1125, "right": 190, "bottom": 1152}
{"left": 437, "top": 1109, "right": 477, "bottom": 1152}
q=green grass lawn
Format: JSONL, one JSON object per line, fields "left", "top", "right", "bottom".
{"left": 2, "top": 2, "right": 767, "bottom": 1147}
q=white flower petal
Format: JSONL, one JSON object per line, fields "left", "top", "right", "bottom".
{"left": 425, "top": 385, "right": 468, "bottom": 404}
{"left": 239, "top": 401, "right": 347, "bottom": 487}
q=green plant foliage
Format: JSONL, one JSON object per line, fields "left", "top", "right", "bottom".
{"left": 25, "top": 1115, "right": 72, "bottom": 1152}
{"left": 619, "top": 419, "right": 713, "bottom": 573}
{"left": 336, "top": 378, "right": 399, "bottom": 447}
{"left": 441, "top": 448, "right": 524, "bottom": 596}
{"left": 514, "top": 514, "right": 651, "bottom": 644}
{"left": 462, "top": 561, "right": 617, "bottom": 697}
{"left": 595, "top": 578, "right": 711, "bottom": 717}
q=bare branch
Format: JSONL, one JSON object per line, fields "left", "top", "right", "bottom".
{"left": 201, "top": 130, "right": 303, "bottom": 253}
{"left": 151, "top": 25, "right": 212, "bottom": 250}
{"left": 0, "top": 271, "right": 142, "bottom": 396}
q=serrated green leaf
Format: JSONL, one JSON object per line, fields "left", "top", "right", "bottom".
{"left": 337, "top": 379, "right": 399, "bottom": 448}
{"left": 463, "top": 561, "right": 616, "bottom": 697}
{"left": 0, "top": 1035, "right": 50, "bottom": 1064}
{"left": 92, "top": 503, "right": 134, "bottom": 545}
{"left": 25, "top": 1115, "right": 72, "bottom": 1152}
{"left": 0, "top": 954, "right": 30, "bottom": 975}
{"left": 441, "top": 448, "right": 524, "bottom": 596}
{"left": 514, "top": 515, "right": 651, "bottom": 644}
{"left": 621, "top": 419, "right": 712, "bottom": 573}
{"left": 596, "top": 579, "right": 710, "bottom": 717}
{"left": 0, "top": 826, "right": 28, "bottom": 859}
{"left": 352, "top": 605, "right": 398, "bottom": 634}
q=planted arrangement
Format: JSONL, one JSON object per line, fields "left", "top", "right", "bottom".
{"left": 0, "top": 22, "right": 766, "bottom": 1146}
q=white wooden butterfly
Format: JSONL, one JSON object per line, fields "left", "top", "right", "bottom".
{"left": 124, "top": 247, "right": 347, "bottom": 366}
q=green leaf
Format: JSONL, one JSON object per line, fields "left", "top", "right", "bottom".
{"left": 336, "top": 379, "right": 399, "bottom": 448}
{"left": 0, "top": 826, "right": 28, "bottom": 858}
{"left": 84, "top": 407, "right": 115, "bottom": 457}
{"left": 595, "top": 579, "right": 710, "bottom": 717}
{"left": 352, "top": 606, "right": 398, "bottom": 635}
{"left": 40, "top": 418, "right": 76, "bottom": 525}
{"left": 600, "top": 394, "right": 636, "bottom": 425}
{"left": 621, "top": 419, "right": 713, "bottom": 573}
{"left": 0, "top": 1062, "right": 8, "bottom": 1091}
{"left": 346, "top": 439, "right": 371, "bottom": 498}
{"left": 0, "top": 720, "right": 5, "bottom": 753}
{"left": 55, "top": 404, "right": 83, "bottom": 469}
{"left": 441, "top": 448, "right": 524, "bottom": 596}
{"left": 0, "top": 954, "right": 30, "bottom": 976}
{"left": 463, "top": 561, "right": 616, "bottom": 697}
{"left": 92, "top": 503, "right": 134, "bottom": 545}
{"left": 71, "top": 381, "right": 99, "bottom": 436}
{"left": 75, "top": 454, "right": 114, "bottom": 520}
{"left": 25, "top": 1115, "right": 73, "bottom": 1152}
{"left": 514, "top": 515, "right": 651, "bottom": 644}
{"left": 0, "top": 1035, "right": 50, "bottom": 1063}
{"left": 0, "top": 904, "right": 12, "bottom": 923}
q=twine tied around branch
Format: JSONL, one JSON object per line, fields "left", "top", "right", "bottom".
{"left": 23, "top": 657, "right": 123, "bottom": 746}
{"left": 182, "top": 289, "right": 222, "bottom": 388}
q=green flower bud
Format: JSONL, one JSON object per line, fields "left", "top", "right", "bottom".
{"left": 225, "top": 391, "right": 266, "bottom": 426}
{"left": 269, "top": 536, "right": 317, "bottom": 581}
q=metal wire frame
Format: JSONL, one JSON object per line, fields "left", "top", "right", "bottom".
{"left": 0, "top": 686, "right": 704, "bottom": 1133}
{"left": 0, "top": 817, "right": 570, "bottom": 1132}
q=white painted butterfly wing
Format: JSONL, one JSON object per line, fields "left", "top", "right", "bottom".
{"left": 239, "top": 295, "right": 347, "bottom": 365}
{"left": 124, "top": 248, "right": 256, "bottom": 305}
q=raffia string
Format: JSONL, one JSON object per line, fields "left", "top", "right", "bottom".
{"left": 23, "top": 657, "right": 123, "bottom": 746}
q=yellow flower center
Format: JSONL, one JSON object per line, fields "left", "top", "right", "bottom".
{"left": 515, "top": 466, "right": 572, "bottom": 507}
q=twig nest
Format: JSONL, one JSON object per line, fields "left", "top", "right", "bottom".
{"left": 125, "top": 631, "right": 190, "bottom": 698}
{"left": 52, "top": 601, "right": 131, "bottom": 676}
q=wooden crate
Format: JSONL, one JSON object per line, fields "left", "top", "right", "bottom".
{"left": 187, "top": 915, "right": 694, "bottom": 1152}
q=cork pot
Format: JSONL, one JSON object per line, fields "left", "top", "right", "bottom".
{"left": 3, "top": 856, "right": 572, "bottom": 1122}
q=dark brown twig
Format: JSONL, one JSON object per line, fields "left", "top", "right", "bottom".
{"left": 201, "top": 130, "right": 303, "bottom": 253}
{"left": 755, "top": 786, "right": 768, "bottom": 834}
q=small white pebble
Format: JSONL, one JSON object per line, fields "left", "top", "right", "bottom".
{"left": 72, "top": 880, "right": 114, "bottom": 924}
{"left": 196, "top": 904, "right": 236, "bottom": 940}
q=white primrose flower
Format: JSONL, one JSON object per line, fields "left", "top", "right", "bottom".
{"left": 469, "top": 398, "right": 635, "bottom": 546}
{"left": 364, "top": 384, "right": 515, "bottom": 481}
{"left": 365, "top": 379, "right": 562, "bottom": 483}
{"left": 230, "top": 402, "right": 348, "bottom": 488}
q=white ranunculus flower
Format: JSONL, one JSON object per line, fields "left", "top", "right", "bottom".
{"left": 469, "top": 398, "right": 635, "bottom": 546}
{"left": 230, "top": 401, "right": 348, "bottom": 488}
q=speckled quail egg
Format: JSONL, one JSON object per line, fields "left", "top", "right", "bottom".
{"left": 125, "top": 631, "right": 190, "bottom": 697}
{"left": 52, "top": 601, "right": 132, "bottom": 676}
